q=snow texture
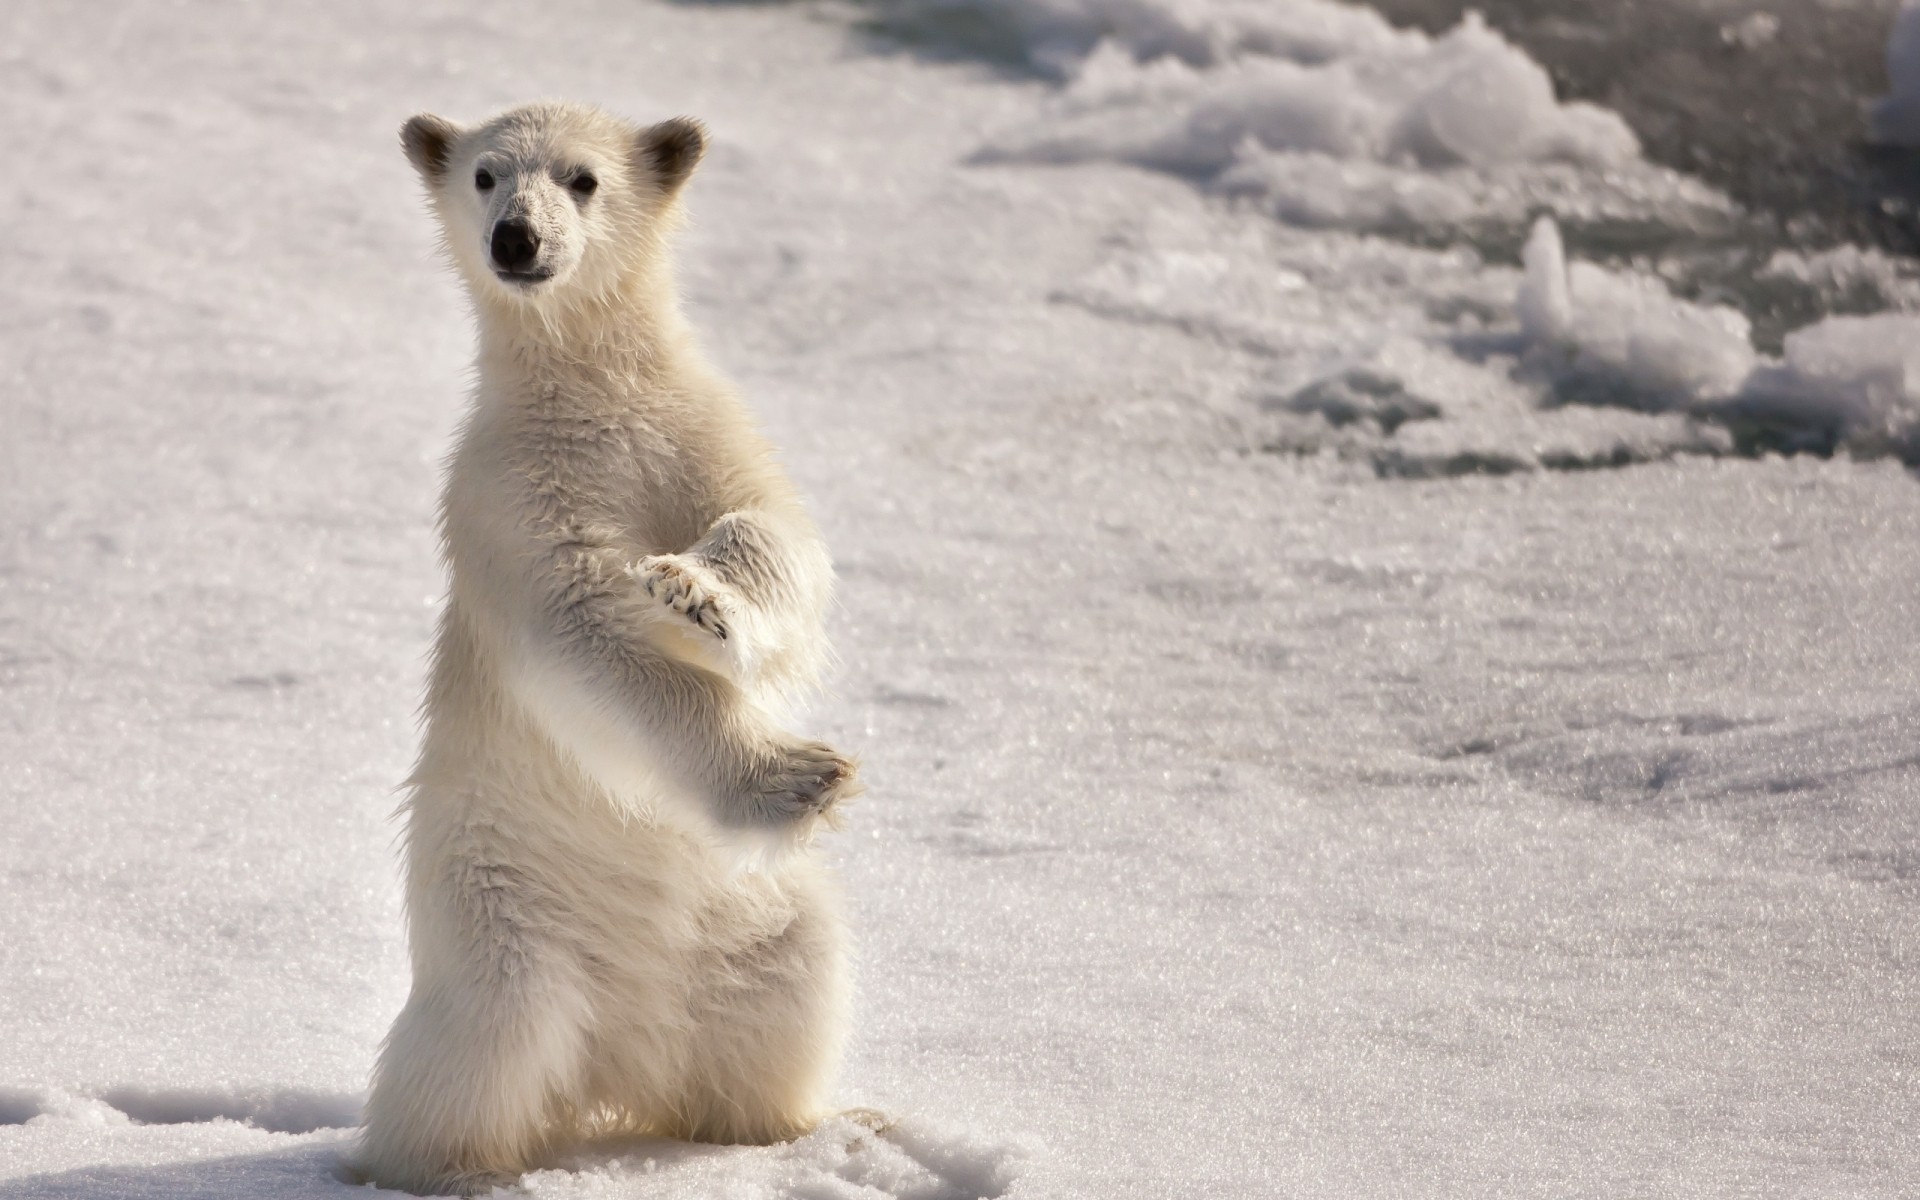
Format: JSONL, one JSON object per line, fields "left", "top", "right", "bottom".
{"left": 5, "top": 0, "right": 1920, "bottom": 1197}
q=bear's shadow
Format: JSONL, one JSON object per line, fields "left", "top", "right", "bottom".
{"left": 0, "top": 1111, "right": 1016, "bottom": 1199}
{"left": 0, "top": 1142, "right": 369, "bottom": 1200}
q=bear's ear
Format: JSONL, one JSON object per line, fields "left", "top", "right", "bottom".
{"left": 637, "top": 117, "right": 706, "bottom": 194}
{"left": 401, "top": 113, "right": 462, "bottom": 183}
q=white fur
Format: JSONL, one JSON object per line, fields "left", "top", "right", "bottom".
{"left": 355, "top": 101, "right": 858, "bottom": 1196}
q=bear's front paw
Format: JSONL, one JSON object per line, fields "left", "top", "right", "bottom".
{"left": 750, "top": 739, "right": 861, "bottom": 825}
{"left": 632, "top": 554, "right": 735, "bottom": 643}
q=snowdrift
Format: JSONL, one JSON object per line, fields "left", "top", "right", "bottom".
{"left": 886, "top": 0, "right": 1920, "bottom": 473}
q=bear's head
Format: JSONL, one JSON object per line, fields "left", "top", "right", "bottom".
{"left": 400, "top": 101, "right": 705, "bottom": 306}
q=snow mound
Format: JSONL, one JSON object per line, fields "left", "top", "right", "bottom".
{"left": 0, "top": 1095, "right": 353, "bottom": 1200}
{"left": 1729, "top": 314, "right": 1920, "bottom": 458}
{"left": 0, "top": 1087, "right": 359, "bottom": 1136}
{"left": 1870, "top": 0, "right": 1920, "bottom": 145}
{"left": 978, "top": 15, "right": 1634, "bottom": 175}
{"left": 1518, "top": 217, "right": 1920, "bottom": 458}
{"left": 0, "top": 1089, "right": 45, "bottom": 1126}
{"left": 97, "top": 1087, "right": 361, "bottom": 1136}
{"left": 903, "top": 0, "right": 1734, "bottom": 239}
{"left": 525, "top": 1116, "right": 1030, "bottom": 1200}
{"left": 1515, "top": 216, "right": 1757, "bottom": 409}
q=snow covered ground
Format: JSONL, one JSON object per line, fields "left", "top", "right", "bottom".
{"left": 3, "top": 0, "right": 1919, "bottom": 1196}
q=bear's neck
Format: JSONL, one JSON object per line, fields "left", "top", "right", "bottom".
{"left": 473, "top": 267, "right": 697, "bottom": 401}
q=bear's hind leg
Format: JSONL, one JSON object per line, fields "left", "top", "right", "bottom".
{"left": 673, "top": 886, "right": 849, "bottom": 1145}
{"left": 356, "top": 944, "right": 592, "bottom": 1194}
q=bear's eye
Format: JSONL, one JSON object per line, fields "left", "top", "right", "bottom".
{"left": 569, "top": 173, "right": 598, "bottom": 198}
{"left": 475, "top": 169, "right": 495, "bottom": 191}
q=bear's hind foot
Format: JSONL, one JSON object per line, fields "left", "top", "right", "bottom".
{"left": 746, "top": 738, "right": 861, "bottom": 827}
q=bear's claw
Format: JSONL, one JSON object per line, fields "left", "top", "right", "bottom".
{"left": 633, "top": 554, "right": 733, "bottom": 642}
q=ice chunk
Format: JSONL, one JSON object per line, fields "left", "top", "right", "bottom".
{"left": 970, "top": 0, "right": 1664, "bottom": 248}
{"left": 1729, "top": 314, "right": 1920, "bottom": 455}
{"left": 1386, "top": 17, "right": 1637, "bottom": 169}
{"left": 1516, "top": 222, "right": 1920, "bottom": 458}
{"left": 1869, "top": 0, "right": 1920, "bottom": 144}
{"left": 1759, "top": 245, "right": 1920, "bottom": 317}
{"left": 1517, "top": 218, "right": 1755, "bottom": 408}
{"left": 987, "top": 13, "right": 1637, "bottom": 177}
{"left": 1784, "top": 315, "right": 1920, "bottom": 396}
{"left": 1517, "top": 215, "right": 1572, "bottom": 343}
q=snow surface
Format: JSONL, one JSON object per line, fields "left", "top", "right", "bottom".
{"left": 4, "top": 0, "right": 1920, "bottom": 1197}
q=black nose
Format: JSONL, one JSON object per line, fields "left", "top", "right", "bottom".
{"left": 490, "top": 219, "right": 541, "bottom": 272}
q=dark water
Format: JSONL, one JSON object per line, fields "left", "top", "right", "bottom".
{"left": 1370, "top": 0, "right": 1920, "bottom": 255}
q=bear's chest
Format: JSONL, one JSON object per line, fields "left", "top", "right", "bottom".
{"left": 457, "top": 403, "right": 717, "bottom": 557}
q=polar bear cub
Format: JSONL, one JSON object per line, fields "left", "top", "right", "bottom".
{"left": 355, "top": 102, "right": 861, "bottom": 1195}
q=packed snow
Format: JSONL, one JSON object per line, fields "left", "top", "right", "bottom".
{"left": 4, "top": 0, "right": 1920, "bottom": 1197}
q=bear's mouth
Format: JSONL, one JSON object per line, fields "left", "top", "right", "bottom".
{"left": 494, "top": 268, "right": 555, "bottom": 288}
